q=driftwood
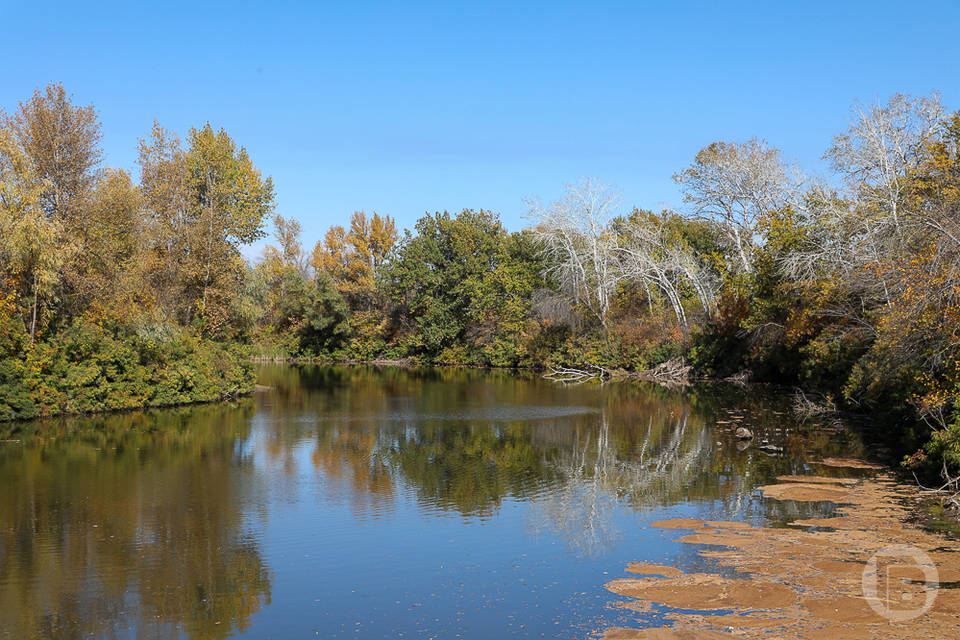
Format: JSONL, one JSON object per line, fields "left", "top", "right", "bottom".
{"left": 543, "top": 357, "right": 692, "bottom": 388}
{"left": 914, "top": 460, "right": 960, "bottom": 513}
{"left": 724, "top": 369, "right": 753, "bottom": 384}
{"left": 543, "top": 365, "right": 615, "bottom": 383}
{"left": 636, "top": 357, "right": 693, "bottom": 386}
{"left": 791, "top": 389, "right": 837, "bottom": 421}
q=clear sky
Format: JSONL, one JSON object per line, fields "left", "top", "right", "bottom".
{"left": 2, "top": 0, "right": 958, "bottom": 257}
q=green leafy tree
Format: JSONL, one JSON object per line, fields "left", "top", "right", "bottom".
{"left": 279, "top": 273, "right": 352, "bottom": 356}
{"left": 383, "top": 209, "right": 509, "bottom": 359}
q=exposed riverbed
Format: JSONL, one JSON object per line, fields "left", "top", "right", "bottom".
{"left": 601, "top": 466, "right": 960, "bottom": 638}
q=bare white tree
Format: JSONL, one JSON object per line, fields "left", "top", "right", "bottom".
{"left": 529, "top": 181, "right": 718, "bottom": 329}
{"left": 671, "top": 244, "right": 718, "bottom": 321}
{"left": 674, "top": 138, "right": 798, "bottom": 275}
{"left": 526, "top": 178, "right": 623, "bottom": 327}
{"left": 614, "top": 213, "right": 717, "bottom": 327}
{"left": 827, "top": 92, "right": 943, "bottom": 236}
{"left": 782, "top": 93, "right": 947, "bottom": 310}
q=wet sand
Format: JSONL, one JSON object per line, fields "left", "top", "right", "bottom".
{"left": 599, "top": 460, "right": 960, "bottom": 639}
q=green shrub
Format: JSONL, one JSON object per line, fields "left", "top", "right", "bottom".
{"left": 1, "top": 314, "right": 254, "bottom": 422}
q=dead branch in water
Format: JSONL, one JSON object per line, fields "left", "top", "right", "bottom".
{"left": 792, "top": 389, "right": 837, "bottom": 421}
{"left": 543, "top": 364, "right": 614, "bottom": 383}
{"left": 913, "top": 460, "right": 960, "bottom": 512}
{"left": 724, "top": 369, "right": 753, "bottom": 385}
{"left": 543, "top": 357, "right": 692, "bottom": 388}
{"left": 636, "top": 357, "right": 692, "bottom": 387}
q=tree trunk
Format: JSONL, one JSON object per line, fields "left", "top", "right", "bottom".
{"left": 30, "top": 268, "right": 38, "bottom": 343}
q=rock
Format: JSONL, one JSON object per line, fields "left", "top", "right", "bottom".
{"left": 734, "top": 427, "right": 753, "bottom": 440}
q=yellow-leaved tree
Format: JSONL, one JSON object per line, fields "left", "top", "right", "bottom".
{"left": 311, "top": 211, "right": 397, "bottom": 351}
{"left": 139, "top": 122, "right": 275, "bottom": 335}
{"left": 0, "top": 128, "right": 69, "bottom": 341}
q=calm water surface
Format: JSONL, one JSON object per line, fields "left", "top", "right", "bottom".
{"left": 0, "top": 365, "right": 871, "bottom": 639}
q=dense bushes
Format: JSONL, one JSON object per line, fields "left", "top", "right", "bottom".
{"left": 0, "top": 308, "right": 253, "bottom": 421}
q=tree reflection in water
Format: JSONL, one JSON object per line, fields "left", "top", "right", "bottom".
{"left": 0, "top": 365, "right": 868, "bottom": 639}
{"left": 260, "top": 365, "right": 863, "bottom": 554}
{"left": 0, "top": 402, "right": 271, "bottom": 640}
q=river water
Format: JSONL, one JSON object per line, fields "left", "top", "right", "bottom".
{"left": 0, "top": 365, "right": 871, "bottom": 639}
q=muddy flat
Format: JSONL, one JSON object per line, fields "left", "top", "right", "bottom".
{"left": 759, "top": 482, "right": 855, "bottom": 502}
{"left": 775, "top": 475, "right": 859, "bottom": 485}
{"left": 814, "top": 457, "right": 886, "bottom": 470}
{"left": 599, "top": 472, "right": 960, "bottom": 639}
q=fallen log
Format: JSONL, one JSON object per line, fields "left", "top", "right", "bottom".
{"left": 543, "top": 357, "right": 692, "bottom": 388}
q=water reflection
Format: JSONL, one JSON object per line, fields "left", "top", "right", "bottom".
{"left": 0, "top": 365, "right": 868, "bottom": 639}
{"left": 0, "top": 403, "right": 271, "bottom": 640}
{"left": 257, "top": 365, "right": 864, "bottom": 539}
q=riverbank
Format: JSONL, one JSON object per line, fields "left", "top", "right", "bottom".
{"left": 598, "top": 459, "right": 960, "bottom": 639}
{"left": 0, "top": 324, "right": 255, "bottom": 422}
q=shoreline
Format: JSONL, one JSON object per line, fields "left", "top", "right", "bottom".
{"left": 8, "top": 360, "right": 954, "bottom": 541}
{"left": 0, "top": 387, "right": 253, "bottom": 427}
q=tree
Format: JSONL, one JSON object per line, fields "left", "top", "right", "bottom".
{"left": 383, "top": 209, "right": 513, "bottom": 358}
{"left": 255, "top": 214, "right": 308, "bottom": 337}
{"left": 137, "top": 122, "right": 191, "bottom": 316}
{"left": 63, "top": 168, "right": 141, "bottom": 313}
{"left": 6, "top": 83, "right": 102, "bottom": 228}
{"left": 473, "top": 230, "right": 545, "bottom": 365}
{"left": 250, "top": 214, "right": 353, "bottom": 357}
{"left": 310, "top": 211, "right": 399, "bottom": 355}
{"left": 614, "top": 209, "right": 719, "bottom": 327}
{"left": 827, "top": 93, "right": 943, "bottom": 236}
{"left": 278, "top": 272, "right": 352, "bottom": 355}
{"left": 1, "top": 84, "right": 110, "bottom": 332}
{"left": 527, "top": 178, "right": 623, "bottom": 327}
{"left": 185, "top": 124, "right": 274, "bottom": 323}
{"left": 0, "top": 129, "right": 67, "bottom": 341}
{"left": 779, "top": 94, "right": 949, "bottom": 325}
{"left": 850, "top": 111, "right": 960, "bottom": 426}
{"left": 272, "top": 214, "right": 305, "bottom": 274}
{"left": 311, "top": 210, "right": 398, "bottom": 310}
{"left": 138, "top": 122, "right": 275, "bottom": 334}
{"left": 674, "top": 139, "right": 796, "bottom": 275}
{"left": 261, "top": 215, "right": 306, "bottom": 306}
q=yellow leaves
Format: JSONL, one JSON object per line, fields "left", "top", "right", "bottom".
{"left": 311, "top": 225, "right": 347, "bottom": 278}
{"left": 185, "top": 123, "right": 274, "bottom": 244}
{"left": 312, "top": 211, "right": 398, "bottom": 310}
{"left": 368, "top": 212, "right": 398, "bottom": 263}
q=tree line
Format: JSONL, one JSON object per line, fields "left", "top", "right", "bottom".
{"left": 2, "top": 83, "right": 959, "bottom": 479}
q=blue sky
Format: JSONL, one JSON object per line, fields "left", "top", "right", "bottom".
{"left": 2, "top": 0, "right": 958, "bottom": 257}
